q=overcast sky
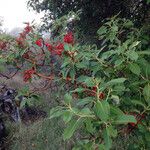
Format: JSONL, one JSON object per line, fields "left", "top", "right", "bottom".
{"left": 0, "top": 0, "right": 43, "bottom": 31}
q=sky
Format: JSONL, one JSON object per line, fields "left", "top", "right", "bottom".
{"left": 0, "top": 0, "right": 43, "bottom": 32}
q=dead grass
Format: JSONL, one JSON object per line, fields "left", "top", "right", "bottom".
{"left": 0, "top": 74, "right": 72, "bottom": 150}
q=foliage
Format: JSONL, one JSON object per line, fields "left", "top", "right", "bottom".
{"left": 0, "top": 15, "right": 150, "bottom": 149}
{"left": 27, "top": 0, "right": 150, "bottom": 43}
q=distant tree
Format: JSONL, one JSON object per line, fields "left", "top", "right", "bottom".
{"left": 27, "top": 0, "right": 150, "bottom": 43}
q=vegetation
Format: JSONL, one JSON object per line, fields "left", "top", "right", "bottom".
{"left": 27, "top": 0, "right": 150, "bottom": 42}
{"left": 0, "top": 1, "right": 150, "bottom": 150}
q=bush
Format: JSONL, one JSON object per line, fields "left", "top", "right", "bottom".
{"left": 0, "top": 16, "right": 150, "bottom": 149}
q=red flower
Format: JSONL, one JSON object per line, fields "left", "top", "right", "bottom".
{"left": 19, "top": 32, "right": 26, "bottom": 39}
{"left": 64, "top": 32, "right": 74, "bottom": 44}
{"left": 35, "top": 39, "right": 42, "bottom": 47}
{"left": 0, "top": 41, "right": 7, "bottom": 50}
{"left": 23, "top": 68, "right": 35, "bottom": 82}
{"left": 45, "top": 42, "right": 53, "bottom": 51}
{"left": 92, "top": 86, "right": 97, "bottom": 92}
{"left": 99, "top": 92, "right": 105, "bottom": 99}
{"left": 22, "top": 52, "right": 30, "bottom": 59}
{"left": 24, "top": 24, "right": 32, "bottom": 34}
{"left": 16, "top": 37, "right": 24, "bottom": 47}
{"left": 56, "top": 43, "right": 64, "bottom": 50}
{"left": 129, "top": 122, "right": 136, "bottom": 127}
{"left": 55, "top": 43, "right": 64, "bottom": 56}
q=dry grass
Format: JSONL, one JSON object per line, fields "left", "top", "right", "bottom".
{"left": 0, "top": 74, "right": 73, "bottom": 150}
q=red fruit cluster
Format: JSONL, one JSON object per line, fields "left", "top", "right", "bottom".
{"left": 24, "top": 23, "right": 32, "bottom": 34}
{"left": 22, "top": 52, "right": 30, "bottom": 59}
{"left": 45, "top": 42, "right": 53, "bottom": 52}
{"left": 23, "top": 67, "right": 35, "bottom": 82}
{"left": 86, "top": 86, "right": 105, "bottom": 100}
{"left": 39, "top": 32, "right": 74, "bottom": 56}
{"left": 16, "top": 23, "right": 32, "bottom": 47}
{"left": 35, "top": 39, "right": 43, "bottom": 47}
{"left": 16, "top": 37, "right": 25, "bottom": 48}
{"left": 99, "top": 92, "right": 105, "bottom": 99}
{"left": 0, "top": 41, "right": 7, "bottom": 50}
{"left": 55, "top": 43, "right": 64, "bottom": 56}
{"left": 64, "top": 32, "right": 74, "bottom": 44}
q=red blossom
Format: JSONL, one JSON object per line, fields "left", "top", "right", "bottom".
{"left": 45, "top": 42, "right": 53, "bottom": 51}
{"left": 23, "top": 68, "right": 35, "bottom": 82}
{"left": 19, "top": 32, "right": 26, "bottom": 39}
{"left": 92, "top": 86, "right": 97, "bottom": 92}
{"left": 99, "top": 92, "right": 105, "bottom": 99}
{"left": 16, "top": 37, "right": 25, "bottom": 47}
{"left": 86, "top": 86, "right": 105, "bottom": 100}
{"left": 22, "top": 52, "right": 30, "bottom": 59}
{"left": 64, "top": 32, "right": 74, "bottom": 44}
{"left": 0, "top": 41, "right": 7, "bottom": 50}
{"left": 56, "top": 43, "right": 64, "bottom": 50}
{"left": 24, "top": 24, "right": 32, "bottom": 34}
{"left": 35, "top": 39, "right": 42, "bottom": 47}
{"left": 129, "top": 122, "right": 136, "bottom": 127}
{"left": 55, "top": 43, "right": 64, "bottom": 56}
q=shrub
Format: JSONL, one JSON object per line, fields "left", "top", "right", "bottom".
{"left": 0, "top": 16, "right": 150, "bottom": 149}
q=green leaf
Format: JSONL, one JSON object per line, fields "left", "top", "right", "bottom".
{"left": 63, "top": 111, "right": 73, "bottom": 123}
{"left": 103, "top": 128, "right": 112, "bottom": 150}
{"left": 129, "top": 63, "right": 141, "bottom": 76}
{"left": 49, "top": 107, "right": 64, "bottom": 119}
{"left": 77, "top": 97, "right": 93, "bottom": 106}
{"left": 127, "top": 50, "right": 139, "bottom": 61}
{"left": 106, "top": 78, "right": 126, "bottom": 87}
{"left": 130, "top": 41, "right": 140, "bottom": 48}
{"left": 31, "top": 94, "right": 40, "bottom": 100}
{"left": 70, "top": 68, "right": 75, "bottom": 83}
{"left": 63, "top": 118, "right": 82, "bottom": 140}
{"left": 64, "top": 93, "right": 72, "bottom": 105}
{"left": 85, "top": 118, "right": 95, "bottom": 134}
{"left": 76, "top": 61, "right": 88, "bottom": 69}
{"left": 98, "top": 144, "right": 105, "bottom": 150}
{"left": 115, "top": 114, "right": 137, "bottom": 124}
{"left": 143, "top": 84, "right": 150, "bottom": 104}
{"left": 138, "top": 50, "right": 150, "bottom": 55}
{"left": 20, "top": 99, "right": 27, "bottom": 109}
{"left": 77, "top": 75, "right": 88, "bottom": 82}
{"left": 0, "top": 58, "right": 6, "bottom": 63}
{"left": 110, "top": 106, "right": 124, "bottom": 116}
{"left": 101, "top": 50, "right": 115, "bottom": 60}
{"left": 131, "top": 100, "right": 146, "bottom": 108}
{"left": 72, "top": 88, "right": 85, "bottom": 93}
{"left": 77, "top": 76, "right": 95, "bottom": 87}
{"left": 61, "top": 61, "right": 70, "bottom": 68}
{"left": 64, "top": 44, "right": 70, "bottom": 51}
{"left": 94, "top": 101, "right": 110, "bottom": 122}
{"left": 80, "top": 108, "right": 92, "bottom": 116}
{"left": 114, "top": 59, "right": 124, "bottom": 67}
{"left": 107, "top": 125, "right": 117, "bottom": 138}
{"left": 84, "top": 78, "right": 95, "bottom": 87}
{"left": 97, "top": 26, "right": 107, "bottom": 35}
{"left": 124, "top": 21, "right": 133, "bottom": 28}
